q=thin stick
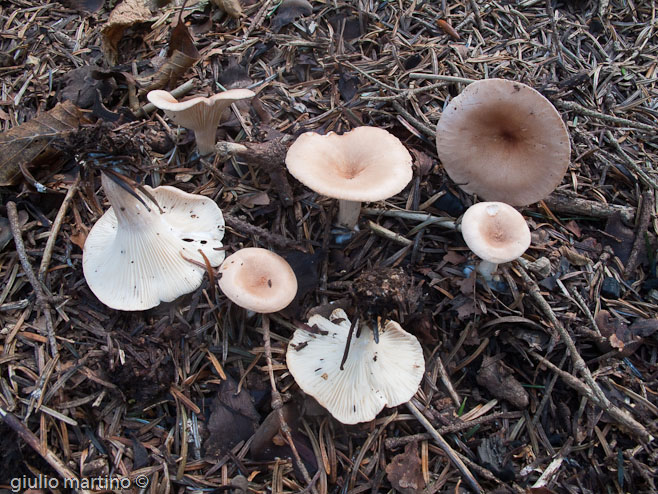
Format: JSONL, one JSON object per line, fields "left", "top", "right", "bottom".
{"left": 604, "top": 130, "right": 658, "bottom": 190}
{"left": 39, "top": 174, "right": 81, "bottom": 281}
{"left": 262, "top": 315, "right": 317, "bottom": 494}
{"left": 391, "top": 101, "right": 436, "bottom": 138}
{"left": 625, "top": 188, "right": 654, "bottom": 277}
{"left": 0, "top": 407, "right": 92, "bottom": 494}
{"left": 408, "top": 73, "right": 476, "bottom": 84}
{"left": 539, "top": 192, "right": 635, "bottom": 223}
{"left": 517, "top": 262, "right": 651, "bottom": 442}
{"left": 407, "top": 399, "right": 484, "bottom": 494}
{"left": 137, "top": 79, "right": 196, "bottom": 117}
{"left": 556, "top": 100, "right": 656, "bottom": 133}
{"left": 7, "top": 202, "right": 58, "bottom": 358}
{"left": 224, "top": 214, "right": 306, "bottom": 251}
{"left": 529, "top": 351, "right": 650, "bottom": 441}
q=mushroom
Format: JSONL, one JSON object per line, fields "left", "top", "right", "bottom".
{"left": 83, "top": 173, "right": 226, "bottom": 311}
{"left": 285, "top": 127, "right": 413, "bottom": 229}
{"left": 286, "top": 309, "right": 425, "bottom": 424}
{"left": 147, "top": 89, "right": 255, "bottom": 155}
{"left": 218, "top": 248, "right": 298, "bottom": 313}
{"left": 460, "top": 202, "right": 530, "bottom": 280}
{"left": 436, "top": 79, "right": 570, "bottom": 206}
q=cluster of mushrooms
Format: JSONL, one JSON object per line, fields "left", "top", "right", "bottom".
{"left": 82, "top": 78, "right": 570, "bottom": 425}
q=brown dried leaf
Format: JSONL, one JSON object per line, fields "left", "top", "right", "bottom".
{"left": 271, "top": 0, "right": 313, "bottom": 31}
{"left": 409, "top": 148, "right": 433, "bottom": 176}
{"left": 144, "top": 20, "right": 200, "bottom": 91}
{"left": 101, "top": 0, "right": 154, "bottom": 64}
{"left": 443, "top": 250, "right": 466, "bottom": 265}
{"left": 212, "top": 0, "right": 243, "bottom": 18}
{"left": 386, "top": 442, "right": 426, "bottom": 494}
{"left": 594, "top": 310, "right": 656, "bottom": 356}
{"left": 238, "top": 191, "right": 270, "bottom": 208}
{"left": 203, "top": 376, "right": 259, "bottom": 458}
{"left": 477, "top": 356, "right": 529, "bottom": 408}
{"left": 59, "top": 0, "right": 105, "bottom": 13}
{"left": 559, "top": 246, "right": 591, "bottom": 266}
{"left": 0, "top": 101, "right": 85, "bottom": 186}
{"left": 603, "top": 212, "right": 635, "bottom": 264}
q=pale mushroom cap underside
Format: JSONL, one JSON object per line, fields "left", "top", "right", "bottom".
{"left": 436, "top": 78, "right": 571, "bottom": 206}
{"left": 461, "top": 202, "right": 531, "bottom": 264}
{"left": 285, "top": 126, "right": 413, "bottom": 202}
{"left": 147, "top": 89, "right": 255, "bottom": 129}
{"left": 286, "top": 309, "right": 425, "bottom": 424}
{"left": 218, "top": 247, "right": 298, "bottom": 313}
{"left": 83, "top": 177, "right": 225, "bottom": 311}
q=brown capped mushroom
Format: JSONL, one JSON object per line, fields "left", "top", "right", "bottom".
{"left": 436, "top": 79, "right": 570, "bottom": 206}
{"left": 147, "top": 88, "right": 255, "bottom": 155}
{"left": 285, "top": 126, "right": 413, "bottom": 229}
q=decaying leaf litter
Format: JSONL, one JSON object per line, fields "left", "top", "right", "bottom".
{"left": 1, "top": 0, "right": 657, "bottom": 492}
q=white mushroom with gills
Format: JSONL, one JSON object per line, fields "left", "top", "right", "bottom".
{"left": 460, "top": 202, "right": 531, "bottom": 281}
{"left": 147, "top": 88, "right": 255, "bottom": 155}
{"left": 286, "top": 308, "right": 425, "bottom": 424}
{"left": 83, "top": 173, "right": 226, "bottom": 311}
{"left": 218, "top": 248, "right": 298, "bottom": 314}
{"left": 285, "top": 126, "right": 413, "bottom": 229}
{"left": 436, "top": 78, "right": 571, "bottom": 206}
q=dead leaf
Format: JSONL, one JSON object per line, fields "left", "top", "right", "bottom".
{"left": 559, "top": 246, "right": 591, "bottom": 266}
{"left": 603, "top": 212, "right": 635, "bottom": 264}
{"left": 477, "top": 356, "right": 529, "bottom": 408}
{"left": 102, "top": 0, "right": 154, "bottom": 64}
{"left": 143, "top": 19, "right": 200, "bottom": 91}
{"left": 61, "top": 66, "right": 117, "bottom": 109}
{"left": 212, "top": 0, "right": 243, "bottom": 18}
{"left": 443, "top": 250, "right": 466, "bottom": 265}
{"left": 0, "top": 101, "right": 85, "bottom": 186}
{"left": 59, "top": 0, "right": 105, "bottom": 13}
{"left": 338, "top": 72, "right": 359, "bottom": 102}
{"left": 203, "top": 376, "right": 259, "bottom": 458}
{"left": 409, "top": 148, "right": 433, "bottom": 176}
{"left": 271, "top": 0, "right": 313, "bottom": 32}
{"left": 594, "top": 310, "right": 656, "bottom": 356}
{"left": 385, "top": 442, "right": 426, "bottom": 494}
{"left": 564, "top": 220, "right": 582, "bottom": 238}
{"left": 436, "top": 19, "right": 460, "bottom": 40}
{"left": 238, "top": 191, "right": 270, "bottom": 208}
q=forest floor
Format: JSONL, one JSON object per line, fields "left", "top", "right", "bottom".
{"left": 1, "top": 0, "right": 657, "bottom": 493}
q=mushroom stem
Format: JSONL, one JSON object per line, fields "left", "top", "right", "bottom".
{"left": 337, "top": 200, "right": 362, "bottom": 229}
{"left": 102, "top": 174, "right": 156, "bottom": 229}
{"left": 477, "top": 260, "right": 499, "bottom": 280}
{"left": 194, "top": 126, "right": 219, "bottom": 155}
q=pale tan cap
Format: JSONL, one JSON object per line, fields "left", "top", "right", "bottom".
{"left": 436, "top": 79, "right": 570, "bottom": 206}
{"left": 147, "top": 89, "right": 255, "bottom": 154}
{"left": 218, "top": 248, "right": 298, "bottom": 313}
{"left": 461, "top": 202, "right": 531, "bottom": 264}
{"left": 285, "top": 126, "right": 413, "bottom": 202}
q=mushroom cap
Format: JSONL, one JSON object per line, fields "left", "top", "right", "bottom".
{"left": 218, "top": 248, "right": 298, "bottom": 313}
{"left": 147, "top": 89, "right": 256, "bottom": 129}
{"left": 436, "top": 79, "right": 570, "bottom": 206}
{"left": 285, "top": 126, "right": 413, "bottom": 202}
{"left": 83, "top": 174, "right": 226, "bottom": 311}
{"left": 286, "top": 309, "right": 425, "bottom": 424}
{"left": 461, "top": 202, "right": 531, "bottom": 264}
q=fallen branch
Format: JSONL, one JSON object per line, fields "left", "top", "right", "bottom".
{"left": 7, "top": 202, "right": 58, "bottom": 358}
{"left": 407, "top": 398, "right": 484, "bottom": 494}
